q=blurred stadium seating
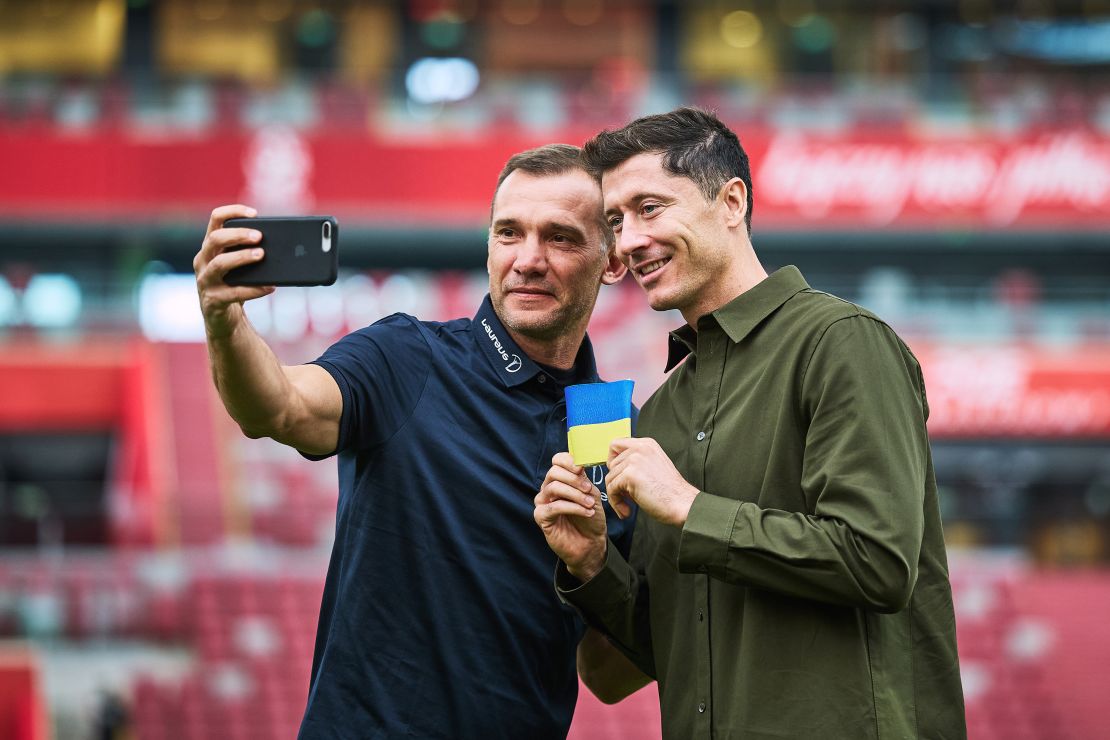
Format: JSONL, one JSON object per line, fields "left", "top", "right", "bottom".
{"left": 2, "top": 1, "right": 1109, "bottom": 738}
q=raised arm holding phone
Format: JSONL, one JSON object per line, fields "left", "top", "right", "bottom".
{"left": 194, "top": 145, "right": 650, "bottom": 740}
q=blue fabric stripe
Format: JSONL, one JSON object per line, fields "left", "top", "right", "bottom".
{"left": 565, "top": 380, "right": 634, "bottom": 428}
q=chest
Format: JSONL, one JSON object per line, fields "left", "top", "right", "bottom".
{"left": 639, "top": 340, "right": 811, "bottom": 514}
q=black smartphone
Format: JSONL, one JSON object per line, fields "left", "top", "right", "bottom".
{"left": 223, "top": 216, "right": 339, "bottom": 287}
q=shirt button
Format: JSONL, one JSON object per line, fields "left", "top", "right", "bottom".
{"left": 696, "top": 431, "right": 706, "bottom": 441}
{"left": 537, "top": 375, "right": 546, "bottom": 384}
{"left": 698, "top": 702, "right": 706, "bottom": 713}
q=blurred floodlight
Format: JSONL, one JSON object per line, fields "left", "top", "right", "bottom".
{"left": 24, "top": 274, "right": 82, "bottom": 329}
{"left": 421, "top": 12, "right": 466, "bottom": 48}
{"left": 0, "top": 275, "right": 16, "bottom": 326}
{"left": 793, "top": 14, "right": 836, "bottom": 53}
{"left": 297, "top": 9, "right": 336, "bottom": 48}
{"left": 720, "top": 11, "right": 763, "bottom": 49}
{"left": 1000, "top": 19, "right": 1110, "bottom": 64}
{"left": 138, "top": 274, "right": 205, "bottom": 341}
{"left": 405, "top": 58, "right": 481, "bottom": 105}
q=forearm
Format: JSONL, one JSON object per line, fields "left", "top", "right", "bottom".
{"left": 205, "top": 306, "right": 298, "bottom": 439}
{"left": 679, "top": 492, "right": 921, "bottom": 613}
{"left": 557, "top": 541, "right": 657, "bottom": 678}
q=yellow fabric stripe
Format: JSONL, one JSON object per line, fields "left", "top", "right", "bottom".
{"left": 568, "top": 418, "right": 632, "bottom": 467}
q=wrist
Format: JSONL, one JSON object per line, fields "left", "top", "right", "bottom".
{"left": 671, "top": 483, "right": 701, "bottom": 527}
{"left": 567, "top": 546, "right": 606, "bottom": 583}
{"left": 205, "top": 304, "right": 245, "bottom": 341}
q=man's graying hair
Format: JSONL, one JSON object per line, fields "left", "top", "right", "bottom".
{"left": 491, "top": 144, "right": 614, "bottom": 252}
{"left": 583, "top": 107, "right": 754, "bottom": 237}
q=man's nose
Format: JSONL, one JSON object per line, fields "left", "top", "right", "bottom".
{"left": 513, "top": 233, "right": 547, "bottom": 274}
{"left": 617, "top": 220, "right": 650, "bottom": 260}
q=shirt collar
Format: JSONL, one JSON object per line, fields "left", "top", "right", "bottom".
{"left": 664, "top": 265, "right": 810, "bottom": 372}
{"left": 472, "top": 295, "right": 600, "bottom": 388}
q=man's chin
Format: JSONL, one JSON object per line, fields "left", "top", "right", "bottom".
{"left": 642, "top": 285, "right": 679, "bottom": 313}
{"left": 503, "top": 312, "right": 562, "bottom": 338}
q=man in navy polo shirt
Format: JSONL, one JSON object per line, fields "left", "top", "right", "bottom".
{"left": 193, "top": 144, "right": 649, "bottom": 738}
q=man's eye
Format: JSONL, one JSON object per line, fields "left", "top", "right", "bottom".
{"left": 642, "top": 203, "right": 661, "bottom": 216}
{"left": 498, "top": 228, "right": 517, "bottom": 238}
{"left": 608, "top": 216, "right": 623, "bottom": 230}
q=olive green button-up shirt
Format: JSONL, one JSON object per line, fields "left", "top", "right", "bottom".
{"left": 559, "top": 266, "right": 965, "bottom": 739}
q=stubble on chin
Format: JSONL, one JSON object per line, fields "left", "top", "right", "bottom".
{"left": 501, "top": 309, "right": 566, "bottom": 341}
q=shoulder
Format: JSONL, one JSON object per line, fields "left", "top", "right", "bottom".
{"left": 791, "top": 294, "right": 922, "bottom": 388}
{"left": 346, "top": 312, "right": 471, "bottom": 351}
{"left": 787, "top": 288, "right": 867, "bottom": 329}
{"left": 784, "top": 289, "right": 908, "bottom": 350}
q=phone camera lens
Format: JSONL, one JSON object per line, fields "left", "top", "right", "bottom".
{"left": 323, "top": 222, "right": 332, "bottom": 239}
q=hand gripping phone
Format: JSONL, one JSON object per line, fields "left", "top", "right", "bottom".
{"left": 223, "top": 216, "right": 339, "bottom": 287}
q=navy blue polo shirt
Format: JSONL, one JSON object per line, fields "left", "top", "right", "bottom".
{"left": 298, "top": 295, "right": 636, "bottom": 740}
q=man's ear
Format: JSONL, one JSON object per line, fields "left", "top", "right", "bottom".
{"left": 601, "top": 248, "right": 627, "bottom": 286}
{"left": 720, "top": 177, "right": 748, "bottom": 230}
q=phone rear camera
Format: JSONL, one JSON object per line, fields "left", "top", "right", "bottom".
{"left": 323, "top": 222, "right": 331, "bottom": 239}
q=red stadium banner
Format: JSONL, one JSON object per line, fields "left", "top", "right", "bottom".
{"left": 911, "top": 342, "right": 1110, "bottom": 438}
{"left": 0, "top": 123, "right": 1107, "bottom": 228}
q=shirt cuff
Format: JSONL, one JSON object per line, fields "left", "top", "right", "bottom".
{"left": 678, "top": 492, "right": 742, "bottom": 574}
{"left": 555, "top": 541, "right": 633, "bottom": 613}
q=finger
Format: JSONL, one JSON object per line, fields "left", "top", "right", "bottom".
{"left": 607, "top": 441, "right": 635, "bottom": 467}
{"left": 534, "top": 500, "right": 596, "bottom": 527}
{"left": 604, "top": 463, "right": 637, "bottom": 521}
{"left": 200, "top": 246, "right": 267, "bottom": 285}
{"left": 202, "top": 285, "right": 276, "bottom": 306}
{"left": 206, "top": 204, "right": 257, "bottom": 238}
{"left": 608, "top": 437, "right": 637, "bottom": 457}
{"left": 545, "top": 464, "right": 595, "bottom": 494}
{"left": 201, "top": 227, "right": 264, "bottom": 263}
{"left": 538, "top": 480, "right": 595, "bottom": 510}
{"left": 610, "top": 496, "right": 633, "bottom": 520}
{"left": 606, "top": 448, "right": 630, "bottom": 478}
{"left": 551, "top": 451, "right": 583, "bottom": 474}
{"left": 605, "top": 486, "right": 632, "bottom": 520}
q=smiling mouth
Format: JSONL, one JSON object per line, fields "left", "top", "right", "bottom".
{"left": 636, "top": 258, "right": 670, "bottom": 278}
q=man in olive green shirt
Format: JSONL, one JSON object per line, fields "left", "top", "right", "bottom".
{"left": 534, "top": 108, "right": 965, "bottom": 739}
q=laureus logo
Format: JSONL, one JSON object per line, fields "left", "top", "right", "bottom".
{"left": 482, "top": 318, "right": 523, "bottom": 372}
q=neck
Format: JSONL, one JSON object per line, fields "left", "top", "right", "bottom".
{"left": 509, "top": 325, "right": 586, "bottom": 370}
{"left": 681, "top": 243, "right": 768, "bottom": 329}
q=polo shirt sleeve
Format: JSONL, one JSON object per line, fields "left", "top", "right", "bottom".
{"left": 308, "top": 313, "right": 432, "bottom": 455}
{"left": 678, "top": 314, "right": 928, "bottom": 613}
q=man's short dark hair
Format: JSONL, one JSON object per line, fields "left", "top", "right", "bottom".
{"left": 583, "top": 107, "right": 754, "bottom": 236}
{"left": 491, "top": 144, "right": 613, "bottom": 252}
